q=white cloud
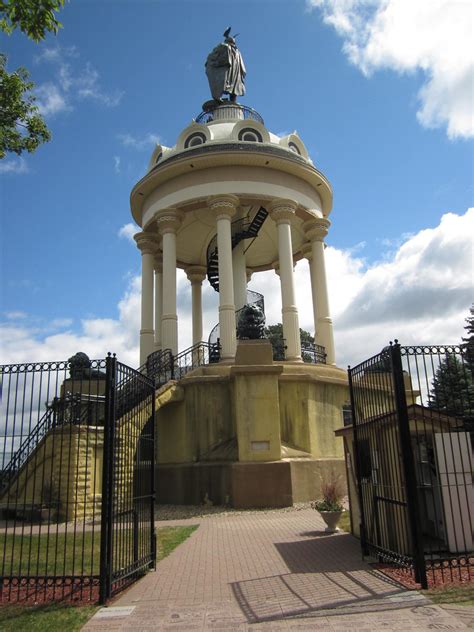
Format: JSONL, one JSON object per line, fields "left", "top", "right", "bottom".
{"left": 74, "top": 63, "right": 123, "bottom": 106}
{"left": 118, "top": 222, "right": 139, "bottom": 242}
{"left": 36, "top": 82, "right": 70, "bottom": 116}
{"left": 2, "top": 209, "right": 472, "bottom": 371}
{"left": 3, "top": 311, "right": 27, "bottom": 320}
{"left": 118, "top": 133, "right": 161, "bottom": 150}
{"left": 114, "top": 155, "right": 121, "bottom": 174}
{"left": 34, "top": 45, "right": 78, "bottom": 64}
{"left": 0, "top": 158, "right": 29, "bottom": 174}
{"left": 308, "top": 0, "right": 474, "bottom": 139}
{"left": 35, "top": 45, "right": 123, "bottom": 117}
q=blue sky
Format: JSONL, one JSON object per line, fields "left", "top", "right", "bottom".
{"left": 1, "top": 0, "right": 473, "bottom": 368}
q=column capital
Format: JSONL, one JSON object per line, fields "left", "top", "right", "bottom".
{"left": 207, "top": 194, "right": 239, "bottom": 219}
{"left": 134, "top": 231, "right": 159, "bottom": 255}
{"left": 303, "top": 217, "right": 331, "bottom": 242}
{"left": 301, "top": 243, "right": 312, "bottom": 261}
{"left": 269, "top": 198, "right": 298, "bottom": 224}
{"left": 185, "top": 265, "right": 207, "bottom": 284}
{"left": 246, "top": 268, "right": 253, "bottom": 283}
{"left": 156, "top": 208, "right": 183, "bottom": 235}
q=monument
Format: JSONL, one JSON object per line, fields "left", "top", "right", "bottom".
{"left": 130, "top": 32, "right": 347, "bottom": 508}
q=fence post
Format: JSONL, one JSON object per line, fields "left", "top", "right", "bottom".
{"left": 390, "top": 342, "right": 428, "bottom": 589}
{"left": 99, "top": 353, "right": 117, "bottom": 604}
{"left": 151, "top": 386, "right": 157, "bottom": 570}
{"left": 348, "top": 366, "right": 369, "bottom": 556}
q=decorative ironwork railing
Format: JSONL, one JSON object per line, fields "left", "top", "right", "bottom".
{"left": 301, "top": 341, "right": 327, "bottom": 364}
{"left": 142, "top": 342, "right": 220, "bottom": 387}
{"left": 349, "top": 341, "right": 474, "bottom": 589}
{"left": 0, "top": 355, "right": 155, "bottom": 605}
{"left": 195, "top": 103, "right": 264, "bottom": 125}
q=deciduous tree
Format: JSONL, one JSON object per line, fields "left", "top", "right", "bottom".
{"left": 0, "top": 0, "right": 65, "bottom": 159}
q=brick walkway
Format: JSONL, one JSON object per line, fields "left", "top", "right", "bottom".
{"left": 83, "top": 509, "right": 473, "bottom": 631}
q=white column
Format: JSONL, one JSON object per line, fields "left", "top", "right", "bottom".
{"left": 270, "top": 199, "right": 301, "bottom": 361}
{"left": 134, "top": 232, "right": 158, "bottom": 366}
{"left": 156, "top": 210, "right": 182, "bottom": 356}
{"left": 208, "top": 194, "right": 238, "bottom": 362}
{"left": 154, "top": 253, "right": 163, "bottom": 351}
{"left": 186, "top": 266, "right": 206, "bottom": 345}
{"left": 303, "top": 217, "right": 336, "bottom": 365}
{"left": 232, "top": 241, "right": 247, "bottom": 311}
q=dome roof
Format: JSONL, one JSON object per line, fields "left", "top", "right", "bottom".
{"left": 148, "top": 103, "right": 312, "bottom": 171}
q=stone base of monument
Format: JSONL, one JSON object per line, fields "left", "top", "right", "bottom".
{"left": 155, "top": 458, "right": 346, "bottom": 509}
{"left": 234, "top": 339, "right": 273, "bottom": 365}
{"left": 154, "top": 361, "right": 348, "bottom": 509}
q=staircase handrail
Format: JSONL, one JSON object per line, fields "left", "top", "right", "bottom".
{"left": 144, "top": 342, "right": 218, "bottom": 387}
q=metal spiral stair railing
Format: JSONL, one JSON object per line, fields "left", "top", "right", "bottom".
{"left": 207, "top": 289, "right": 265, "bottom": 356}
{"left": 206, "top": 206, "right": 268, "bottom": 292}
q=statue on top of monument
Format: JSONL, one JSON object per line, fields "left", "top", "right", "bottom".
{"left": 205, "top": 27, "right": 246, "bottom": 103}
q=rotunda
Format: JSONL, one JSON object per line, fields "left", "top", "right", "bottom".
{"left": 129, "top": 35, "right": 347, "bottom": 508}
{"left": 131, "top": 101, "right": 336, "bottom": 368}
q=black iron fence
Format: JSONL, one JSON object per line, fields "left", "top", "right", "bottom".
{"left": 142, "top": 342, "right": 219, "bottom": 387}
{"left": 349, "top": 342, "right": 474, "bottom": 588}
{"left": 0, "top": 354, "right": 155, "bottom": 604}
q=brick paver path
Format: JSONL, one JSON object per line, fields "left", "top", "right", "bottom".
{"left": 83, "top": 509, "right": 471, "bottom": 630}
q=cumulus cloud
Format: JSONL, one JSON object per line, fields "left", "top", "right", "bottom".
{"left": 113, "top": 155, "right": 121, "bottom": 174}
{"left": 2, "top": 209, "right": 472, "bottom": 370}
{"left": 0, "top": 158, "right": 29, "bottom": 175}
{"left": 308, "top": 0, "right": 474, "bottom": 139}
{"left": 34, "top": 44, "right": 123, "bottom": 117}
{"left": 36, "top": 82, "right": 70, "bottom": 116}
{"left": 118, "top": 222, "right": 139, "bottom": 242}
{"left": 117, "top": 133, "right": 161, "bottom": 150}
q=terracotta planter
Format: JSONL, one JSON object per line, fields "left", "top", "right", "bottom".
{"left": 319, "top": 510, "right": 342, "bottom": 533}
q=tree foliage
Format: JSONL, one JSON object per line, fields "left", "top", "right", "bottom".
{"left": 0, "top": 0, "right": 65, "bottom": 159}
{"left": 264, "top": 323, "right": 315, "bottom": 361}
{"left": 0, "top": 0, "right": 64, "bottom": 41}
{"left": 0, "top": 54, "right": 51, "bottom": 158}
{"left": 429, "top": 355, "right": 474, "bottom": 416}
{"left": 461, "top": 304, "right": 474, "bottom": 377}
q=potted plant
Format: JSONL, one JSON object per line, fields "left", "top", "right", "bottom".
{"left": 311, "top": 474, "right": 344, "bottom": 533}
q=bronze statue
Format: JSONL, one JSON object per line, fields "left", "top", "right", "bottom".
{"left": 237, "top": 304, "right": 266, "bottom": 340}
{"left": 205, "top": 27, "right": 246, "bottom": 102}
{"left": 68, "top": 352, "right": 105, "bottom": 379}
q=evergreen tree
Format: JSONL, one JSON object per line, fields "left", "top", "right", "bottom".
{"left": 461, "top": 304, "right": 474, "bottom": 377}
{"left": 429, "top": 354, "right": 474, "bottom": 430}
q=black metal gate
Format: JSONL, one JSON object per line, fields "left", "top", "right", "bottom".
{"left": 0, "top": 353, "right": 155, "bottom": 604}
{"left": 349, "top": 342, "right": 474, "bottom": 588}
{"left": 99, "top": 356, "right": 156, "bottom": 603}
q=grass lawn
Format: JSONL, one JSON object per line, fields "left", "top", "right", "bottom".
{"left": 0, "top": 524, "right": 199, "bottom": 632}
{"left": 424, "top": 583, "right": 474, "bottom": 606}
{"left": 0, "top": 530, "right": 101, "bottom": 576}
